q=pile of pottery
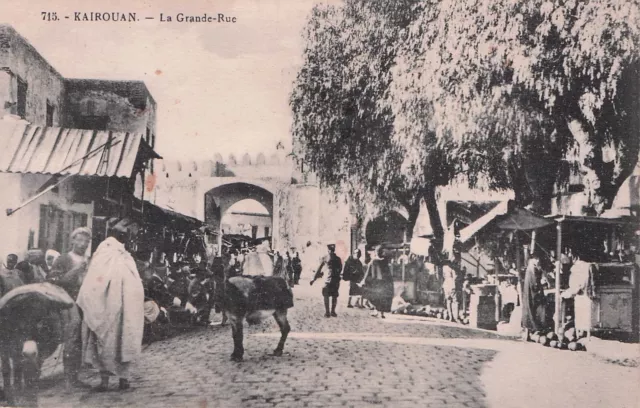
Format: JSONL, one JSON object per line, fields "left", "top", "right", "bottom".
{"left": 526, "top": 327, "right": 586, "bottom": 351}
{"left": 394, "top": 305, "right": 470, "bottom": 325}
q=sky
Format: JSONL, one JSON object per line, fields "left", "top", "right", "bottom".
{"left": 0, "top": 0, "right": 338, "bottom": 161}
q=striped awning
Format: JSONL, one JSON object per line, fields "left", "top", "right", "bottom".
{"left": 0, "top": 119, "right": 161, "bottom": 178}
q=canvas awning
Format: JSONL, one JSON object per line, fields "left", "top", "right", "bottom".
{"left": 0, "top": 119, "right": 161, "bottom": 178}
{"left": 143, "top": 201, "right": 202, "bottom": 231}
{"left": 459, "top": 200, "right": 553, "bottom": 243}
{"left": 546, "top": 214, "right": 632, "bottom": 226}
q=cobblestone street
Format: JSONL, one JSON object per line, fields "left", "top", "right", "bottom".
{"left": 37, "top": 278, "right": 639, "bottom": 408}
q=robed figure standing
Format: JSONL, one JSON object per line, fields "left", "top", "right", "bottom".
{"left": 521, "top": 253, "right": 548, "bottom": 334}
{"left": 343, "top": 249, "right": 364, "bottom": 308}
{"left": 77, "top": 231, "right": 144, "bottom": 391}
{"left": 360, "top": 247, "right": 394, "bottom": 318}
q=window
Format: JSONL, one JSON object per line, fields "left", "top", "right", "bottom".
{"left": 252, "top": 225, "right": 258, "bottom": 239}
{"left": 46, "top": 101, "right": 55, "bottom": 126}
{"left": 38, "top": 205, "right": 88, "bottom": 252}
{"left": 264, "top": 227, "right": 270, "bottom": 237}
{"left": 86, "top": 100, "right": 96, "bottom": 115}
{"left": 28, "top": 230, "right": 35, "bottom": 250}
{"left": 17, "top": 78, "right": 27, "bottom": 118}
{"left": 106, "top": 178, "right": 123, "bottom": 203}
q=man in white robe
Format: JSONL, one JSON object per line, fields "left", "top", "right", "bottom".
{"left": 77, "top": 230, "right": 144, "bottom": 391}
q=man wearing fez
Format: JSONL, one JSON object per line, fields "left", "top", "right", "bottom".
{"left": 48, "top": 227, "right": 92, "bottom": 389}
{"left": 312, "top": 244, "right": 343, "bottom": 318}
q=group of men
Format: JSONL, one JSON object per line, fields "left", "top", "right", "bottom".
{"left": 312, "top": 244, "right": 372, "bottom": 318}
{"left": 0, "top": 226, "right": 145, "bottom": 392}
{"left": 272, "top": 250, "right": 303, "bottom": 286}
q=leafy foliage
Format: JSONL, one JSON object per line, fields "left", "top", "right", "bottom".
{"left": 391, "top": 0, "right": 640, "bottom": 212}
{"left": 291, "top": 0, "right": 640, "bottom": 246}
{"left": 290, "top": 0, "right": 447, "bottom": 239}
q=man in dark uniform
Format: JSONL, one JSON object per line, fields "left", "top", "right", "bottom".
{"left": 291, "top": 252, "right": 302, "bottom": 285}
{"left": 311, "top": 244, "right": 343, "bottom": 318}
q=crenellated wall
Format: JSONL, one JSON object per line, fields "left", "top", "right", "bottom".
{"left": 156, "top": 150, "right": 293, "bottom": 181}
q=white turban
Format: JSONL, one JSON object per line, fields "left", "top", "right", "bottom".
{"left": 70, "top": 227, "right": 92, "bottom": 240}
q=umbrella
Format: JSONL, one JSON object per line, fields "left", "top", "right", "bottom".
{"left": 494, "top": 207, "right": 554, "bottom": 231}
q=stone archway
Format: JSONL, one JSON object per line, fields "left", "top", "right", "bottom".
{"left": 222, "top": 199, "right": 272, "bottom": 240}
{"left": 203, "top": 181, "right": 275, "bottom": 249}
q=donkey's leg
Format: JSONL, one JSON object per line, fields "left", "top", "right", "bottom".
{"left": 272, "top": 309, "right": 291, "bottom": 357}
{"left": 1, "top": 353, "right": 12, "bottom": 402}
{"left": 13, "top": 358, "right": 23, "bottom": 393}
{"left": 229, "top": 313, "right": 245, "bottom": 362}
{"left": 21, "top": 341, "right": 39, "bottom": 408}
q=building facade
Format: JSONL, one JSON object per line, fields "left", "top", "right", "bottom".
{"left": 0, "top": 25, "right": 160, "bottom": 261}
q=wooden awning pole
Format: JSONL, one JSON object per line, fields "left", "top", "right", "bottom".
{"left": 555, "top": 221, "right": 563, "bottom": 333}
{"left": 5, "top": 139, "right": 121, "bottom": 217}
{"left": 6, "top": 172, "right": 75, "bottom": 216}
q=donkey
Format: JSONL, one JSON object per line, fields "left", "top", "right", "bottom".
{"left": 224, "top": 248, "right": 293, "bottom": 362}
{"left": 0, "top": 283, "right": 74, "bottom": 406}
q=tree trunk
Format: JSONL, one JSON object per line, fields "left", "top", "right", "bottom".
{"left": 423, "top": 185, "right": 444, "bottom": 251}
{"left": 404, "top": 195, "right": 421, "bottom": 241}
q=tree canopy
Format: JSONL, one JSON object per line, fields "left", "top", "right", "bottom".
{"left": 391, "top": 0, "right": 640, "bottom": 213}
{"left": 291, "top": 0, "right": 640, "bottom": 246}
{"left": 290, "top": 0, "right": 452, "bottom": 240}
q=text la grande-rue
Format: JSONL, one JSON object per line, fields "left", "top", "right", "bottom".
{"left": 160, "top": 13, "right": 237, "bottom": 23}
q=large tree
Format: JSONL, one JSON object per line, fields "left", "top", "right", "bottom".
{"left": 391, "top": 0, "right": 640, "bottom": 214}
{"left": 291, "top": 0, "right": 639, "bottom": 250}
{"left": 290, "top": 0, "right": 455, "bottom": 242}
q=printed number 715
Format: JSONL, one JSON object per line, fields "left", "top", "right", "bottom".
{"left": 41, "top": 12, "right": 59, "bottom": 21}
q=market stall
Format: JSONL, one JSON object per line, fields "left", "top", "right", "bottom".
{"left": 547, "top": 215, "right": 638, "bottom": 340}
{"left": 456, "top": 200, "right": 554, "bottom": 330}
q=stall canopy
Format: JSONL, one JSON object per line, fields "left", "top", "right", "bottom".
{"left": 143, "top": 201, "right": 203, "bottom": 232}
{"left": 459, "top": 200, "right": 554, "bottom": 244}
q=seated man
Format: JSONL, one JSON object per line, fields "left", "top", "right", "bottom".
{"left": 391, "top": 288, "right": 415, "bottom": 314}
{"left": 16, "top": 249, "right": 48, "bottom": 284}
{"left": 185, "top": 258, "right": 213, "bottom": 325}
{"left": 0, "top": 254, "right": 24, "bottom": 297}
{"left": 186, "top": 275, "right": 212, "bottom": 325}
{"left": 167, "top": 264, "right": 190, "bottom": 307}
{"left": 145, "top": 269, "right": 174, "bottom": 309}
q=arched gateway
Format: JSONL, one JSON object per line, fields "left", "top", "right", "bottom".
{"left": 195, "top": 178, "right": 284, "bottom": 249}
{"left": 154, "top": 154, "right": 353, "bottom": 255}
